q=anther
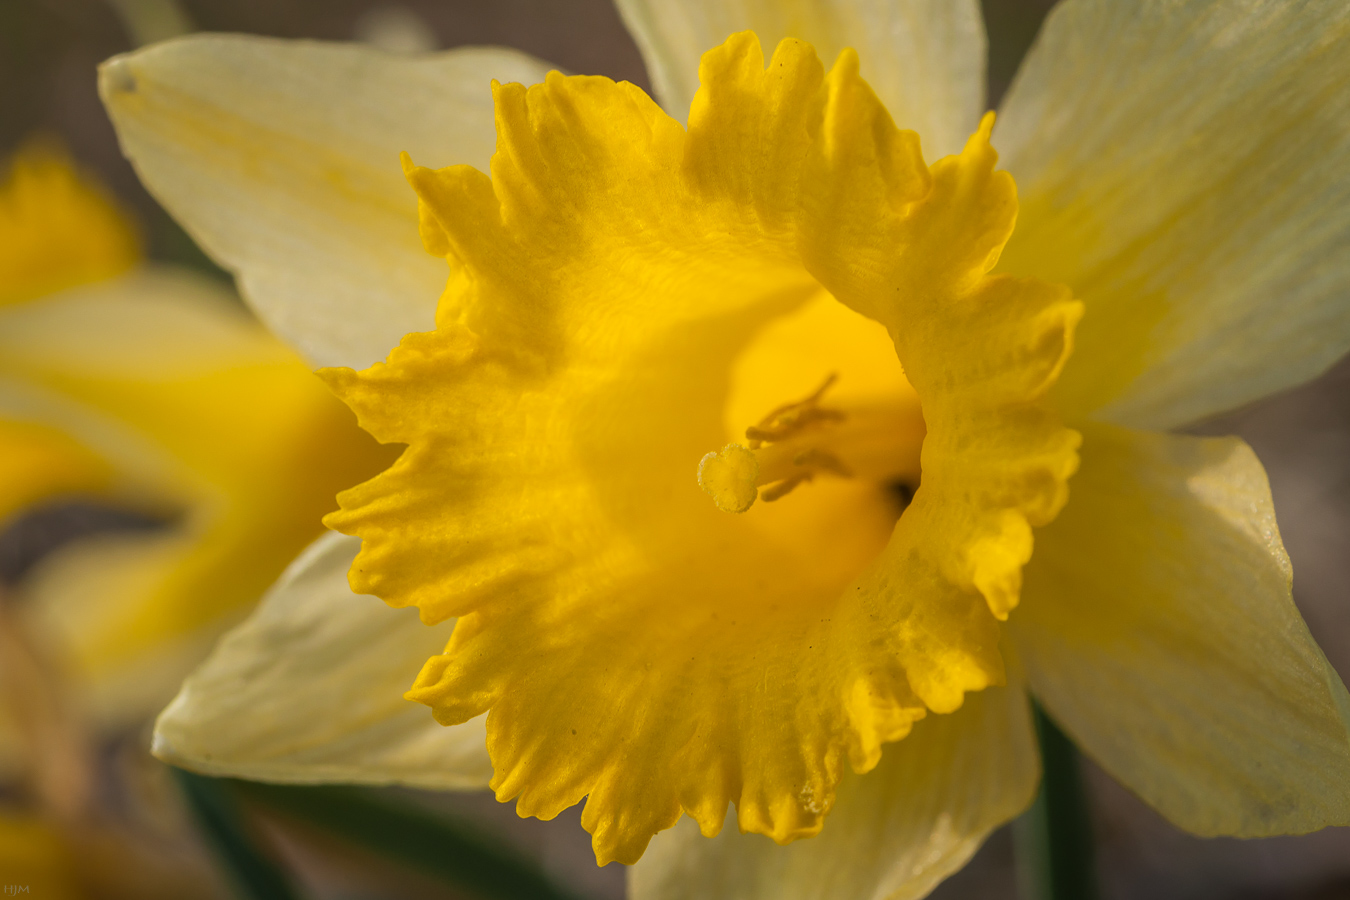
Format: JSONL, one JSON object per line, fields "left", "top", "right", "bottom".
{"left": 759, "top": 449, "right": 852, "bottom": 503}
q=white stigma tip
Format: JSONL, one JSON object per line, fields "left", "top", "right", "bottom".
{"left": 697, "top": 443, "right": 759, "bottom": 513}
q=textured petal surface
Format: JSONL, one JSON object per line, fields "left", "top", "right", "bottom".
{"left": 99, "top": 35, "right": 552, "bottom": 368}
{"left": 154, "top": 531, "right": 490, "bottom": 787}
{"left": 0, "top": 269, "right": 392, "bottom": 713}
{"left": 1012, "top": 424, "right": 1350, "bottom": 836}
{"left": 996, "top": 0, "right": 1350, "bottom": 429}
{"left": 630, "top": 681, "right": 1038, "bottom": 900}
{"left": 325, "top": 34, "right": 1078, "bottom": 863}
{"left": 615, "top": 0, "right": 985, "bottom": 159}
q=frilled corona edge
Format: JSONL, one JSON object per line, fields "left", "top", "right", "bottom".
{"left": 321, "top": 32, "right": 1080, "bottom": 865}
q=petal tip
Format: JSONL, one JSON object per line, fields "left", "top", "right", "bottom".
{"left": 98, "top": 55, "right": 138, "bottom": 99}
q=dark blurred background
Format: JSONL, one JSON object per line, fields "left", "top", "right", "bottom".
{"left": 2, "top": 1, "right": 1348, "bottom": 898}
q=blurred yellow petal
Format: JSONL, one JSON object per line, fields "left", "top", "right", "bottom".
{"left": 17, "top": 533, "right": 237, "bottom": 728}
{"left": 996, "top": 0, "right": 1350, "bottom": 429}
{"left": 99, "top": 35, "right": 552, "bottom": 368}
{"left": 0, "top": 807, "right": 216, "bottom": 898}
{"left": 614, "top": 0, "right": 985, "bottom": 160}
{"left": 1012, "top": 424, "right": 1350, "bottom": 835}
{"left": 0, "top": 814, "right": 80, "bottom": 899}
{"left": 0, "top": 269, "right": 394, "bottom": 699}
{"left": 324, "top": 33, "right": 1078, "bottom": 864}
{"left": 0, "top": 141, "right": 139, "bottom": 308}
{"left": 630, "top": 680, "right": 1038, "bottom": 900}
{"left": 0, "top": 421, "right": 112, "bottom": 525}
{"left": 153, "top": 532, "right": 491, "bottom": 787}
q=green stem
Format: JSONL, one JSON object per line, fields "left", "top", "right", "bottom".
{"left": 1014, "top": 700, "right": 1099, "bottom": 900}
{"left": 172, "top": 768, "right": 303, "bottom": 900}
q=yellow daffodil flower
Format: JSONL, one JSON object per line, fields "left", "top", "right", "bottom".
{"left": 0, "top": 142, "right": 392, "bottom": 771}
{"left": 102, "top": 1, "right": 1350, "bottom": 896}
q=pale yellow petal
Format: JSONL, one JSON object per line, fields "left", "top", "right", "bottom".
{"left": 0, "top": 268, "right": 258, "bottom": 514}
{"left": 614, "top": 0, "right": 985, "bottom": 159}
{"left": 99, "top": 35, "right": 553, "bottom": 368}
{"left": 630, "top": 681, "right": 1037, "bottom": 900}
{"left": 996, "top": 0, "right": 1350, "bottom": 428}
{"left": 1011, "top": 424, "right": 1350, "bottom": 836}
{"left": 153, "top": 532, "right": 491, "bottom": 787}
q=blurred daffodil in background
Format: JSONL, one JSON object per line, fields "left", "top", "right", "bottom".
{"left": 0, "top": 140, "right": 393, "bottom": 893}
{"left": 93, "top": 0, "right": 1350, "bottom": 898}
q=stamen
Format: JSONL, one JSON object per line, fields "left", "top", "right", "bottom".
{"left": 757, "top": 448, "right": 855, "bottom": 504}
{"left": 744, "top": 373, "right": 845, "bottom": 449}
{"left": 791, "top": 448, "right": 852, "bottom": 478}
{"left": 760, "top": 471, "right": 813, "bottom": 502}
{"left": 700, "top": 374, "right": 858, "bottom": 511}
